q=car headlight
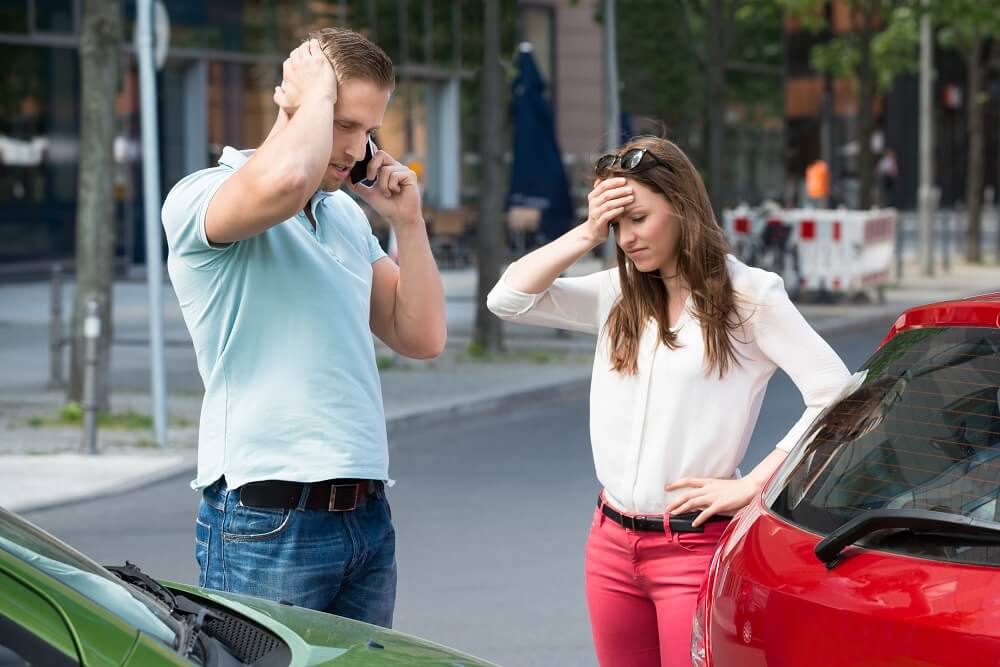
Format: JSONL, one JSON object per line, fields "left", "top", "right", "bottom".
{"left": 691, "top": 592, "right": 709, "bottom": 667}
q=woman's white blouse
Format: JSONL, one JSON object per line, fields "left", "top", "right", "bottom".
{"left": 486, "top": 256, "right": 851, "bottom": 514}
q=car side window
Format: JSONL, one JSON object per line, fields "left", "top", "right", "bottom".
{"left": 0, "top": 573, "right": 79, "bottom": 667}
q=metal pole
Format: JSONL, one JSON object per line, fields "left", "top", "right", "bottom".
{"left": 820, "top": 24, "right": 833, "bottom": 206}
{"left": 49, "top": 263, "right": 64, "bottom": 388}
{"left": 602, "top": 0, "right": 620, "bottom": 265}
{"left": 137, "top": 0, "right": 168, "bottom": 448}
{"left": 918, "top": 0, "right": 935, "bottom": 276}
{"left": 943, "top": 195, "right": 952, "bottom": 273}
{"left": 82, "top": 300, "right": 100, "bottom": 455}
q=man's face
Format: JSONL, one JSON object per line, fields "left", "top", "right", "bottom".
{"left": 322, "top": 79, "right": 392, "bottom": 192}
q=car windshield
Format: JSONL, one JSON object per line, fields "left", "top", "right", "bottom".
{"left": 766, "top": 326, "right": 1000, "bottom": 566}
{"left": 0, "top": 508, "right": 178, "bottom": 645}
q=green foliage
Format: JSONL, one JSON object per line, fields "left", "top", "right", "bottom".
{"left": 872, "top": 5, "right": 920, "bottom": 90}
{"left": 465, "top": 341, "right": 489, "bottom": 359}
{"left": 613, "top": 1, "right": 784, "bottom": 137}
{"left": 60, "top": 402, "right": 83, "bottom": 422}
{"left": 785, "top": 0, "right": 1000, "bottom": 91}
{"left": 932, "top": 0, "right": 1000, "bottom": 55}
{"left": 28, "top": 403, "right": 192, "bottom": 431}
{"left": 347, "top": 0, "right": 519, "bottom": 70}
{"left": 811, "top": 36, "right": 860, "bottom": 78}
{"left": 729, "top": 1, "right": 786, "bottom": 118}
{"left": 616, "top": 1, "right": 705, "bottom": 129}
{"left": 780, "top": 0, "right": 917, "bottom": 92}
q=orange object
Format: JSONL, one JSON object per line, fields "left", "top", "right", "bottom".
{"left": 806, "top": 160, "right": 830, "bottom": 199}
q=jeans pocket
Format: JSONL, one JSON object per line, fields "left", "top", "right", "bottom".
{"left": 223, "top": 502, "right": 293, "bottom": 542}
{"left": 195, "top": 518, "right": 211, "bottom": 587}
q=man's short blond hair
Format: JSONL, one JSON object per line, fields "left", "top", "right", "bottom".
{"left": 309, "top": 27, "right": 395, "bottom": 90}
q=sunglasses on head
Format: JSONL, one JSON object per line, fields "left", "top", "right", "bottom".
{"left": 595, "top": 148, "right": 670, "bottom": 176}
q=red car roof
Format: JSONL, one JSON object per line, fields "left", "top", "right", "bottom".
{"left": 879, "top": 292, "right": 1000, "bottom": 349}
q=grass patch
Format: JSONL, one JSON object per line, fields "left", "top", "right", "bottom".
{"left": 458, "top": 344, "right": 567, "bottom": 365}
{"left": 27, "top": 402, "right": 192, "bottom": 430}
{"left": 376, "top": 354, "right": 396, "bottom": 370}
{"left": 465, "top": 342, "right": 489, "bottom": 359}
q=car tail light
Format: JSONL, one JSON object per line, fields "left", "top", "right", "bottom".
{"left": 691, "top": 592, "right": 710, "bottom": 667}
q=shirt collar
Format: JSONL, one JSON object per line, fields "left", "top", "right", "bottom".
{"left": 218, "top": 146, "right": 252, "bottom": 169}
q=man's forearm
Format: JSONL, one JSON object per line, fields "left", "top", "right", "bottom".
{"left": 392, "top": 222, "right": 446, "bottom": 357}
{"left": 243, "top": 94, "right": 334, "bottom": 204}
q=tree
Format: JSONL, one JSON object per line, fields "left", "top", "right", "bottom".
{"left": 782, "top": 0, "right": 919, "bottom": 209}
{"left": 70, "top": 0, "right": 121, "bottom": 410}
{"left": 613, "top": 1, "right": 783, "bottom": 210}
{"left": 474, "top": 0, "right": 505, "bottom": 354}
{"left": 932, "top": 0, "right": 1000, "bottom": 263}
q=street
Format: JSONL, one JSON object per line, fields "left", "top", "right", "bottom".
{"left": 26, "top": 317, "right": 894, "bottom": 666}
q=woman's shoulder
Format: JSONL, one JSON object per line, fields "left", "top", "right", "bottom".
{"left": 564, "top": 266, "right": 620, "bottom": 291}
{"left": 725, "top": 254, "right": 784, "bottom": 302}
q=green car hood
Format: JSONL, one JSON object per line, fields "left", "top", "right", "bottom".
{"left": 166, "top": 582, "right": 498, "bottom": 667}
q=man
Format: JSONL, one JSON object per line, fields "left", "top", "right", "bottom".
{"left": 161, "top": 29, "right": 445, "bottom": 628}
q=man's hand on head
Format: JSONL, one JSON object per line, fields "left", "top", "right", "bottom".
{"left": 273, "top": 38, "right": 337, "bottom": 117}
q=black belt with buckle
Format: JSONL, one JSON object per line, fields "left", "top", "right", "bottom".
{"left": 240, "top": 479, "right": 383, "bottom": 512}
{"left": 598, "top": 496, "right": 731, "bottom": 533}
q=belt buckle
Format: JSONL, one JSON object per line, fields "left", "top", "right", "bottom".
{"left": 328, "top": 483, "right": 361, "bottom": 512}
{"left": 621, "top": 513, "right": 638, "bottom": 531}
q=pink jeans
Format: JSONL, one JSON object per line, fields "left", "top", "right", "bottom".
{"left": 585, "top": 503, "right": 730, "bottom": 667}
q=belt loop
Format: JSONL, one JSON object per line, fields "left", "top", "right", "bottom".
{"left": 596, "top": 492, "right": 607, "bottom": 526}
{"left": 663, "top": 511, "right": 674, "bottom": 541}
{"left": 296, "top": 483, "right": 310, "bottom": 511}
{"left": 221, "top": 478, "right": 233, "bottom": 512}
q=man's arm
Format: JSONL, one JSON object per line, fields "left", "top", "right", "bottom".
{"left": 362, "top": 155, "right": 446, "bottom": 359}
{"left": 204, "top": 39, "right": 336, "bottom": 245}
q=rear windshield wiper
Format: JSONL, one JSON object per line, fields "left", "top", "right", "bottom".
{"left": 815, "top": 509, "right": 1000, "bottom": 569}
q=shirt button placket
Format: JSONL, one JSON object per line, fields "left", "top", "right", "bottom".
{"left": 627, "top": 326, "right": 658, "bottom": 509}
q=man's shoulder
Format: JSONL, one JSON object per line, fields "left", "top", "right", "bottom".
{"left": 163, "top": 166, "right": 239, "bottom": 225}
{"left": 163, "top": 147, "right": 249, "bottom": 209}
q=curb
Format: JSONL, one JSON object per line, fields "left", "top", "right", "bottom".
{"left": 12, "top": 453, "right": 197, "bottom": 515}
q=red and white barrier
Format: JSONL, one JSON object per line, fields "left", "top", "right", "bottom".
{"left": 781, "top": 208, "right": 896, "bottom": 295}
{"left": 722, "top": 207, "right": 896, "bottom": 298}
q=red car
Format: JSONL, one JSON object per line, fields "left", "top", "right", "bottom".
{"left": 693, "top": 294, "right": 1000, "bottom": 666}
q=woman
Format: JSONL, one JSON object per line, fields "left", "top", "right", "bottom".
{"left": 486, "top": 136, "right": 850, "bottom": 666}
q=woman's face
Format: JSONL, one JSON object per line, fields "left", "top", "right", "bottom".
{"left": 613, "top": 179, "right": 682, "bottom": 275}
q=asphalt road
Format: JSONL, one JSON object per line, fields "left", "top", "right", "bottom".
{"left": 25, "top": 316, "right": 895, "bottom": 666}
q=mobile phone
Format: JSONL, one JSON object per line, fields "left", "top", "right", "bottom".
{"left": 350, "top": 136, "right": 378, "bottom": 188}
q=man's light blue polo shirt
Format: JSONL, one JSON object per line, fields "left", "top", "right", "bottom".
{"left": 162, "top": 147, "right": 389, "bottom": 491}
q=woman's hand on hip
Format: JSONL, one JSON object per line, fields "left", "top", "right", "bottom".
{"left": 664, "top": 477, "right": 759, "bottom": 528}
{"left": 584, "top": 177, "right": 633, "bottom": 246}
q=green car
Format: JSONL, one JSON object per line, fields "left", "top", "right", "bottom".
{"left": 0, "top": 507, "right": 496, "bottom": 666}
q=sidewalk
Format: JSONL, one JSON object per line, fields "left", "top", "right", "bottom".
{"left": 1, "top": 257, "right": 998, "bottom": 513}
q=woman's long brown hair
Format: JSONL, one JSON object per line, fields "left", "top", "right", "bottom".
{"left": 602, "top": 136, "right": 743, "bottom": 378}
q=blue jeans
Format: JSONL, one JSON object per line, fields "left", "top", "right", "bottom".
{"left": 195, "top": 478, "right": 396, "bottom": 627}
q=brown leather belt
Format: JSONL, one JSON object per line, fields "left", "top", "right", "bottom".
{"left": 239, "top": 478, "right": 383, "bottom": 512}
